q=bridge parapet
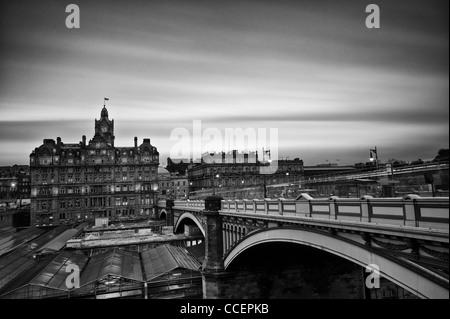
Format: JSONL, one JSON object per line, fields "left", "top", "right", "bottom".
{"left": 168, "top": 194, "right": 448, "bottom": 299}
{"left": 173, "top": 199, "right": 205, "bottom": 210}
{"left": 220, "top": 194, "right": 449, "bottom": 230}
{"left": 157, "top": 200, "right": 166, "bottom": 208}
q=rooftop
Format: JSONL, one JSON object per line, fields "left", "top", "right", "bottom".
{"left": 0, "top": 244, "right": 203, "bottom": 299}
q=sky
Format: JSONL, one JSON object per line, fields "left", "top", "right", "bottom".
{"left": 0, "top": 0, "right": 448, "bottom": 167}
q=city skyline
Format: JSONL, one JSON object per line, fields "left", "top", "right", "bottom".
{"left": 0, "top": 0, "right": 448, "bottom": 166}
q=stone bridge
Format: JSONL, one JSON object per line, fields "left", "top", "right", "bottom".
{"left": 157, "top": 194, "right": 449, "bottom": 299}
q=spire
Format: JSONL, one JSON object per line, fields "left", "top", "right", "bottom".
{"left": 101, "top": 97, "right": 109, "bottom": 118}
{"left": 101, "top": 106, "right": 108, "bottom": 118}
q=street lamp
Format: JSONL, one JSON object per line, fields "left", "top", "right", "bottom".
{"left": 211, "top": 171, "right": 219, "bottom": 195}
{"left": 262, "top": 158, "right": 273, "bottom": 198}
{"left": 188, "top": 182, "right": 193, "bottom": 199}
{"left": 386, "top": 163, "right": 396, "bottom": 197}
{"left": 370, "top": 147, "right": 379, "bottom": 170}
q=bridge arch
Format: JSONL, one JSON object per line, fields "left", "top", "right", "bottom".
{"left": 174, "top": 212, "right": 206, "bottom": 237}
{"left": 158, "top": 209, "right": 167, "bottom": 220}
{"left": 224, "top": 227, "right": 448, "bottom": 299}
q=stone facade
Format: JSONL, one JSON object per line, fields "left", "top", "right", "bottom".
{"left": 0, "top": 165, "right": 30, "bottom": 207}
{"left": 29, "top": 106, "right": 159, "bottom": 226}
{"left": 157, "top": 167, "right": 189, "bottom": 200}
{"left": 187, "top": 151, "right": 304, "bottom": 197}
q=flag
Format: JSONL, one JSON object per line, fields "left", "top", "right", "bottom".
{"left": 104, "top": 97, "right": 109, "bottom": 101}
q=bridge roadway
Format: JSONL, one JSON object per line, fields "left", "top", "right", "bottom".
{"left": 157, "top": 194, "right": 449, "bottom": 299}
{"left": 303, "top": 162, "right": 449, "bottom": 185}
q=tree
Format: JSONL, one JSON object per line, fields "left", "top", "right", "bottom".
{"left": 387, "top": 158, "right": 408, "bottom": 167}
{"left": 433, "top": 149, "right": 449, "bottom": 163}
{"left": 410, "top": 159, "right": 424, "bottom": 165}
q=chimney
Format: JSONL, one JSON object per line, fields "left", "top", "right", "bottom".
{"left": 143, "top": 138, "right": 150, "bottom": 144}
{"left": 134, "top": 136, "right": 138, "bottom": 148}
{"left": 82, "top": 135, "right": 86, "bottom": 146}
{"left": 57, "top": 137, "right": 61, "bottom": 147}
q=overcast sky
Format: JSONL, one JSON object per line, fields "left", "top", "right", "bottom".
{"left": 0, "top": 0, "right": 448, "bottom": 166}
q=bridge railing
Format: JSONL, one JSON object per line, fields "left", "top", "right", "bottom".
{"left": 173, "top": 199, "right": 205, "bottom": 210}
{"left": 220, "top": 194, "right": 449, "bottom": 230}
{"left": 157, "top": 200, "right": 166, "bottom": 208}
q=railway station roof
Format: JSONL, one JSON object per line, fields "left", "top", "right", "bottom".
{"left": 0, "top": 251, "right": 89, "bottom": 298}
{"left": 0, "top": 227, "right": 46, "bottom": 257}
{"left": 141, "top": 244, "right": 201, "bottom": 281}
{"left": 81, "top": 249, "right": 143, "bottom": 286}
{"left": 1, "top": 244, "right": 202, "bottom": 299}
{"left": 36, "top": 229, "right": 81, "bottom": 254}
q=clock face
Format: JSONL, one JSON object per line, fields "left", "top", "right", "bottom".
{"left": 101, "top": 126, "right": 108, "bottom": 133}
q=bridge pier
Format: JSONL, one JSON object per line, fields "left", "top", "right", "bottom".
{"left": 165, "top": 199, "right": 174, "bottom": 227}
{"left": 201, "top": 195, "right": 229, "bottom": 299}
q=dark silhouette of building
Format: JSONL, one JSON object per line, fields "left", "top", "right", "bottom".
{"left": 166, "top": 158, "right": 189, "bottom": 176}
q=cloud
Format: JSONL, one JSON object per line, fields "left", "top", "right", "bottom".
{"left": 0, "top": 0, "right": 448, "bottom": 166}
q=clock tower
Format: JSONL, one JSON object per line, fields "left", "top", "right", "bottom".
{"left": 94, "top": 106, "right": 115, "bottom": 147}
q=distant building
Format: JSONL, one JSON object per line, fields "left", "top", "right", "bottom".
{"left": 29, "top": 106, "right": 159, "bottom": 226}
{"left": 158, "top": 167, "right": 189, "bottom": 199}
{"left": 0, "top": 165, "right": 30, "bottom": 208}
{"left": 186, "top": 151, "right": 304, "bottom": 197}
{"left": 303, "top": 164, "right": 356, "bottom": 178}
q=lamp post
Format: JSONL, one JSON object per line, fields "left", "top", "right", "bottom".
{"left": 188, "top": 182, "right": 193, "bottom": 199}
{"left": 387, "top": 163, "right": 396, "bottom": 197}
{"left": 261, "top": 159, "right": 273, "bottom": 199}
{"left": 211, "top": 170, "right": 219, "bottom": 195}
{"left": 10, "top": 181, "right": 17, "bottom": 206}
{"left": 370, "top": 147, "right": 379, "bottom": 170}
